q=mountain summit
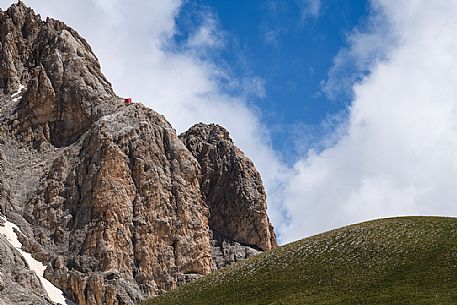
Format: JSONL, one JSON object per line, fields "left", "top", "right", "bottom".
{"left": 0, "top": 2, "right": 276, "bottom": 304}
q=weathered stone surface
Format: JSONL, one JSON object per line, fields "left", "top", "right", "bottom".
{"left": 19, "top": 105, "right": 212, "bottom": 305}
{"left": 0, "top": 234, "right": 53, "bottom": 305}
{"left": 209, "top": 230, "right": 260, "bottom": 270}
{"left": 1, "top": 1, "right": 116, "bottom": 147}
{"left": 0, "top": 2, "right": 276, "bottom": 305}
{"left": 180, "top": 123, "right": 277, "bottom": 251}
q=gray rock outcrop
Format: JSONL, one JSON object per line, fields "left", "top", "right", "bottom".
{"left": 0, "top": 2, "right": 115, "bottom": 148}
{"left": 180, "top": 123, "right": 277, "bottom": 251}
{"left": 209, "top": 230, "right": 260, "bottom": 270}
{"left": 0, "top": 234, "right": 53, "bottom": 305}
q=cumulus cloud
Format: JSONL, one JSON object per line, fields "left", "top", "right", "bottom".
{"left": 4, "top": 0, "right": 456, "bottom": 245}
{"left": 321, "top": 2, "right": 397, "bottom": 101}
{"left": 282, "top": 0, "right": 457, "bottom": 242}
{"left": 185, "top": 13, "right": 223, "bottom": 49}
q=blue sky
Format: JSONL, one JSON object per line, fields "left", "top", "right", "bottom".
{"left": 174, "top": 0, "right": 369, "bottom": 160}
{"left": 4, "top": 0, "right": 457, "bottom": 243}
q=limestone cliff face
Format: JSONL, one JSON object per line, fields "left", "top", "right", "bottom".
{"left": 0, "top": 234, "right": 53, "bottom": 305}
{"left": 0, "top": 1, "right": 115, "bottom": 147}
{"left": 24, "top": 106, "right": 212, "bottom": 305}
{"left": 0, "top": 2, "right": 276, "bottom": 305}
{"left": 180, "top": 123, "right": 277, "bottom": 251}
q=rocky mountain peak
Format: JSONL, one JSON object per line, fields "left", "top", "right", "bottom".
{"left": 4, "top": 1, "right": 33, "bottom": 20}
{"left": 180, "top": 123, "right": 277, "bottom": 251}
{"left": 1, "top": 2, "right": 115, "bottom": 147}
{"left": 0, "top": 2, "right": 277, "bottom": 305}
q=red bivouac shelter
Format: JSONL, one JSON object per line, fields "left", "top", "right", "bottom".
{"left": 124, "top": 98, "right": 133, "bottom": 104}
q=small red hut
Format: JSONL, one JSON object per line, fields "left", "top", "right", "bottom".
{"left": 124, "top": 98, "right": 132, "bottom": 104}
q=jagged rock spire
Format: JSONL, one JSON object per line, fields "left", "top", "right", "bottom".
{"left": 180, "top": 123, "right": 277, "bottom": 251}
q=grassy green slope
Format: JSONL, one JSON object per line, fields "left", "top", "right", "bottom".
{"left": 143, "top": 217, "right": 457, "bottom": 305}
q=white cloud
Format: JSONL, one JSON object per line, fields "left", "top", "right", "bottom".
{"left": 186, "top": 13, "right": 223, "bottom": 49}
{"left": 5, "top": 0, "right": 457, "bottom": 246}
{"left": 263, "top": 29, "right": 281, "bottom": 47}
{"left": 282, "top": 0, "right": 457, "bottom": 242}
{"left": 322, "top": 3, "right": 397, "bottom": 101}
{"left": 301, "top": 0, "right": 321, "bottom": 20}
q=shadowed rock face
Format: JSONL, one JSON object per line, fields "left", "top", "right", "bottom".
{"left": 180, "top": 123, "right": 277, "bottom": 251}
{"left": 0, "top": 2, "right": 276, "bottom": 305}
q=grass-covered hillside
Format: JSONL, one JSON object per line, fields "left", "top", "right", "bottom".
{"left": 143, "top": 217, "right": 457, "bottom": 305}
